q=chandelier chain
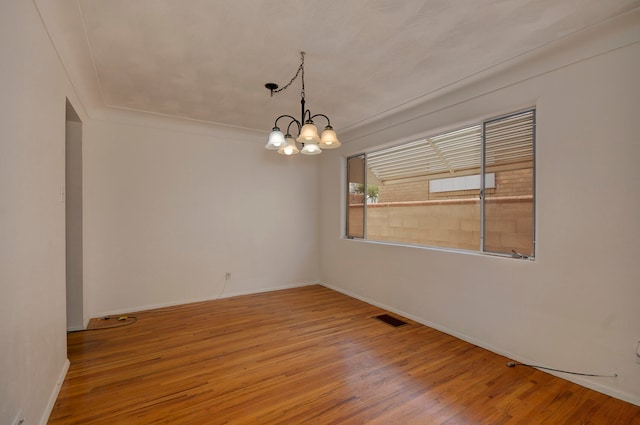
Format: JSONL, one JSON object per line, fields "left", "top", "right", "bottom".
{"left": 271, "top": 52, "right": 305, "bottom": 100}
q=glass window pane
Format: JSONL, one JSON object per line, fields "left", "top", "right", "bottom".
{"left": 365, "top": 126, "right": 482, "bottom": 250}
{"left": 346, "top": 155, "right": 365, "bottom": 238}
{"left": 483, "top": 110, "right": 535, "bottom": 257}
{"left": 346, "top": 108, "right": 536, "bottom": 258}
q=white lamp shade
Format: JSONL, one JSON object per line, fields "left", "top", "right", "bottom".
{"left": 319, "top": 127, "right": 340, "bottom": 149}
{"left": 265, "top": 128, "right": 285, "bottom": 149}
{"left": 296, "top": 122, "right": 320, "bottom": 144}
{"left": 300, "top": 142, "right": 322, "bottom": 155}
{"left": 277, "top": 135, "right": 299, "bottom": 156}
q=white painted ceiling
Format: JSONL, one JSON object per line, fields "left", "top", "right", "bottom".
{"left": 38, "top": 0, "right": 639, "bottom": 135}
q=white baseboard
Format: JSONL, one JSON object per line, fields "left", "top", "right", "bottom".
{"left": 319, "top": 281, "right": 640, "bottom": 407}
{"left": 93, "top": 281, "right": 319, "bottom": 318}
{"left": 40, "top": 358, "right": 70, "bottom": 425}
{"left": 66, "top": 325, "right": 84, "bottom": 332}
{"left": 217, "top": 281, "right": 319, "bottom": 300}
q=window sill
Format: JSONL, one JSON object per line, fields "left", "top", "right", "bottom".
{"left": 342, "top": 236, "right": 535, "bottom": 261}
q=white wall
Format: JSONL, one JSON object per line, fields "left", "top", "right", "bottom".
{"left": 0, "top": 2, "right": 85, "bottom": 424}
{"left": 319, "top": 14, "right": 640, "bottom": 405}
{"left": 83, "top": 113, "right": 320, "bottom": 318}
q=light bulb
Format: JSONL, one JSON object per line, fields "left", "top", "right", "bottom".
{"left": 266, "top": 128, "right": 285, "bottom": 150}
{"left": 319, "top": 126, "right": 340, "bottom": 149}
{"left": 297, "top": 122, "right": 320, "bottom": 144}
{"left": 277, "top": 134, "right": 299, "bottom": 155}
{"left": 301, "top": 142, "right": 322, "bottom": 155}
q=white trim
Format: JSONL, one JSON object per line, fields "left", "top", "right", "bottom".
{"left": 319, "top": 282, "right": 640, "bottom": 407}
{"left": 92, "top": 281, "right": 318, "bottom": 318}
{"left": 66, "top": 325, "right": 85, "bottom": 332}
{"left": 40, "top": 359, "right": 70, "bottom": 425}
{"left": 91, "top": 106, "right": 264, "bottom": 141}
{"left": 342, "top": 233, "right": 534, "bottom": 262}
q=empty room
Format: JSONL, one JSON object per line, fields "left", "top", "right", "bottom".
{"left": 2, "top": 1, "right": 640, "bottom": 424}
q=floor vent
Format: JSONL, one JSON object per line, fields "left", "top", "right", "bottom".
{"left": 374, "top": 314, "right": 408, "bottom": 328}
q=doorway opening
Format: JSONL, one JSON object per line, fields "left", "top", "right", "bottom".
{"left": 65, "top": 100, "right": 83, "bottom": 331}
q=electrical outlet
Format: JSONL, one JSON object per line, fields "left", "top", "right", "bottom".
{"left": 636, "top": 341, "right": 640, "bottom": 364}
{"left": 225, "top": 272, "right": 231, "bottom": 281}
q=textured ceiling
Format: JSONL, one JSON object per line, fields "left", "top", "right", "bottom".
{"left": 38, "top": 0, "right": 639, "bottom": 134}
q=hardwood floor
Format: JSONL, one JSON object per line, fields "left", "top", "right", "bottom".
{"left": 49, "top": 285, "right": 640, "bottom": 424}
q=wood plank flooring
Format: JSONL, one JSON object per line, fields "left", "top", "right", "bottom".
{"left": 49, "top": 285, "right": 640, "bottom": 424}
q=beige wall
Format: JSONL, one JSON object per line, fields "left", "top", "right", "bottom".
{"left": 83, "top": 114, "right": 321, "bottom": 317}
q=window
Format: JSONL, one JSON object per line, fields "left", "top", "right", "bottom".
{"left": 346, "top": 109, "right": 535, "bottom": 258}
{"left": 346, "top": 155, "right": 365, "bottom": 238}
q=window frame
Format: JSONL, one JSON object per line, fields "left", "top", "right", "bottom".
{"left": 346, "top": 154, "right": 366, "bottom": 239}
{"left": 344, "top": 108, "right": 536, "bottom": 260}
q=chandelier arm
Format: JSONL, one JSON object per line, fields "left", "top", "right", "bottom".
{"left": 310, "top": 113, "right": 332, "bottom": 127}
{"left": 303, "top": 109, "right": 313, "bottom": 123}
{"left": 286, "top": 119, "right": 301, "bottom": 136}
{"left": 274, "top": 114, "right": 300, "bottom": 129}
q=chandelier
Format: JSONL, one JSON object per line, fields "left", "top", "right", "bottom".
{"left": 264, "top": 52, "right": 340, "bottom": 156}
